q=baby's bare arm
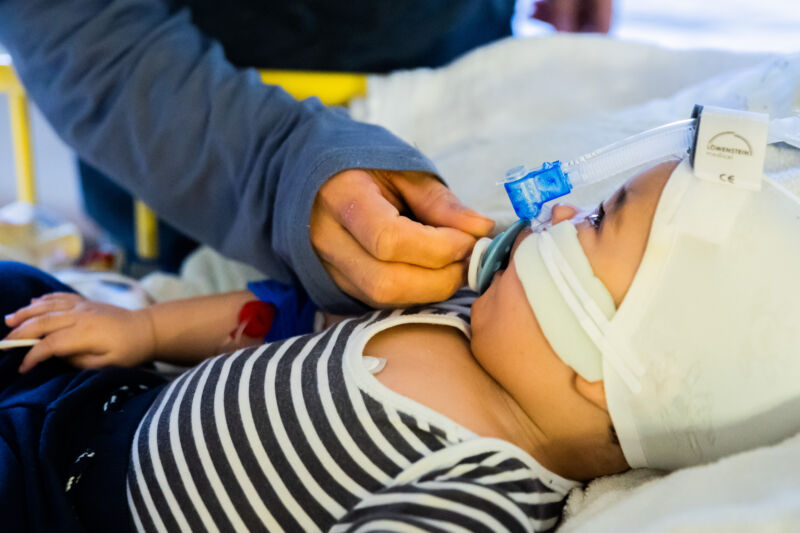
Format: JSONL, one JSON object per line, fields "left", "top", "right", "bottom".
{"left": 4, "top": 290, "right": 262, "bottom": 371}
{"left": 144, "top": 290, "right": 261, "bottom": 365}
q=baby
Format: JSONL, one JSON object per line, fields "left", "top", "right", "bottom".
{"left": 2, "top": 158, "right": 799, "bottom": 532}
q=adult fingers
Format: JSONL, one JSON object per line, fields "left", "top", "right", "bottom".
{"left": 315, "top": 171, "right": 478, "bottom": 269}
{"left": 17, "top": 328, "right": 96, "bottom": 373}
{"left": 385, "top": 171, "right": 495, "bottom": 238}
{"left": 4, "top": 311, "right": 76, "bottom": 340}
{"left": 315, "top": 217, "right": 466, "bottom": 306}
{"left": 5, "top": 292, "right": 82, "bottom": 328}
{"left": 549, "top": 0, "right": 578, "bottom": 32}
{"left": 319, "top": 259, "right": 372, "bottom": 306}
{"left": 324, "top": 256, "right": 466, "bottom": 307}
{"left": 587, "top": 0, "right": 612, "bottom": 33}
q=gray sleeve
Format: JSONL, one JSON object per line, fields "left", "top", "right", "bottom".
{"left": 0, "top": 0, "right": 437, "bottom": 314}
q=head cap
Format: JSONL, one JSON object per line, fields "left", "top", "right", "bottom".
{"left": 605, "top": 159, "right": 800, "bottom": 469}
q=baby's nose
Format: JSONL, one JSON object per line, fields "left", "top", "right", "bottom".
{"left": 550, "top": 203, "right": 579, "bottom": 224}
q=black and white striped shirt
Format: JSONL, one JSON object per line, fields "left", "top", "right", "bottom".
{"left": 127, "top": 292, "right": 578, "bottom": 532}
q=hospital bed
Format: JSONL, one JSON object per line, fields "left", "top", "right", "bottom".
{"left": 3, "top": 36, "right": 800, "bottom": 531}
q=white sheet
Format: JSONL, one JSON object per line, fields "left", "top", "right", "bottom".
{"left": 349, "top": 35, "right": 800, "bottom": 532}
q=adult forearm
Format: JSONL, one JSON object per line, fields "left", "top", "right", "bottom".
{"left": 0, "top": 0, "right": 438, "bottom": 313}
{"left": 0, "top": 0, "right": 311, "bottom": 257}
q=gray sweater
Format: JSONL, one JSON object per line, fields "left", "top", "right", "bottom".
{"left": 0, "top": 0, "right": 437, "bottom": 314}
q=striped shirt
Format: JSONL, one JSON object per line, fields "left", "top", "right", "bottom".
{"left": 127, "top": 291, "right": 579, "bottom": 532}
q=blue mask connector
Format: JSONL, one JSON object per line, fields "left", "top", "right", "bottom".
{"left": 472, "top": 113, "right": 798, "bottom": 296}
{"left": 504, "top": 118, "right": 704, "bottom": 221}
{"left": 503, "top": 161, "right": 572, "bottom": 220}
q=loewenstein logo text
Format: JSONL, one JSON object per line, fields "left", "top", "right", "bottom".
{"left": 706, "top": 131, "right": 753, "bottom": 158}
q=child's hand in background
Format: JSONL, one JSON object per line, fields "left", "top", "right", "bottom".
{"left": 4, "top": 292, "right": 156, "bottom": 372}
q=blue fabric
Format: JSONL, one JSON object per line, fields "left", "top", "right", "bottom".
{"left": 0, "top": 0, "right": 439, "bottom": 315}
{"left": 75, "top": 0, "right": 514, "bottom": 270}
{"left": 0, "top": 262, "right": 166, "bottom": 532}
{"left": 181, "top": 0, "right": 514, "bottom": 72}
{"left": 247, "top": 279, "right": 317, "bottom": 342}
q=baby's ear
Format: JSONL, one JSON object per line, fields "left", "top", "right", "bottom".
{"left": 575, "top": 376, "right": 608, "bottom": 411}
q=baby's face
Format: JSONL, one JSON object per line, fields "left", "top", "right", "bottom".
{"left": 469, "top": 159, "right": 677, "bottom": 478}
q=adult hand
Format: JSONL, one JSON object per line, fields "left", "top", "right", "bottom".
{"left": 532, "top": 0, "right": 613, "bottom": 33}
{"left": 311, "top": 169, "right": 494, "bottom": 307}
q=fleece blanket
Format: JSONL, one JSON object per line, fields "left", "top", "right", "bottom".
{"left": 348, "top": 35, "right": 800, "bottom": 533}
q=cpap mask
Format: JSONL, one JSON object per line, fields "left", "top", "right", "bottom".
{"left": 469, "top": 106, "right": 800, "bottom": 470}
{"left": 468, "top": 108, "right": 800, "bottom": 296}
{"left": 468, "top": 117, "right": 700, "bottom": 295}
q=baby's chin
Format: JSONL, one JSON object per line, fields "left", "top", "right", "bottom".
{"left": 467, "top": 292, "right": 508, "bottom": 379}
{"left": 468, "top": 275, "right": 500, "bottom": 351}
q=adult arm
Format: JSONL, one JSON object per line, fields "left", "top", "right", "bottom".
{"left": 0, "top": 0, "right": 488, "bottom": 314}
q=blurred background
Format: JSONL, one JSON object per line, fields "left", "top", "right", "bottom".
{"left": 1, "top": 0, "right": 799, "bottom": 233}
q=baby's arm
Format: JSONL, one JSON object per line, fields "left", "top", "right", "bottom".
{"left": 4, "top": 290, "right": 262, "bottom": 372}
{"left": 144, "top": 290, "right": 263, "bottom": 364}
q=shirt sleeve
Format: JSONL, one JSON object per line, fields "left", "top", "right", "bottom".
{"left": 0, "top": 0, "right": 437, "bottom": 314}
{"left": 330, "top": 451, "right": 570, "bottom": 533}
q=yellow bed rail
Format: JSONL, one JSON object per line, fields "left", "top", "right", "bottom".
{"left": 0, "top": 58, "right": 36, "bottom": 205}
{"left": 0, "top": 60, "right": 368, "bottom": 260}
{"left": 260, "top": 70, "right": 367, "bottom": 107}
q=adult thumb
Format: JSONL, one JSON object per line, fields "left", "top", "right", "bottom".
{"left": 388, "top": 171, "right": 495, "bottom": 237}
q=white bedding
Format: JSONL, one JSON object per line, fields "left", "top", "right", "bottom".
{"left": 348, "top": 35, "right": 800, "bottom": 532}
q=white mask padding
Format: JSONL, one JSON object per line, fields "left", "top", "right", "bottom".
{"left": 605, "top": 159, "right": 800, "bottom": 470}
{"left": 513, "top": 221, "right": 616, "bottom": 382}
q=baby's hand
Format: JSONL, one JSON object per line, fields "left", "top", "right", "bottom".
{"left": 4, "top": 292, "right": 156, "bottom": 373}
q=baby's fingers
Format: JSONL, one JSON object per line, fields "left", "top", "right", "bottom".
{"left": 67, "top": 353, "right": 114, "bottom": 370}
{"left": 5, "top": 292, "right": 82, "bottom": 328}
{"left": 5, "top": 311, "right": 75, "bottom": 340}
{"left": 17, "top": 329, "right": 92, "bottom": 373}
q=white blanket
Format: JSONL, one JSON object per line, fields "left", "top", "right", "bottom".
{"left": 350, "top": 35, "right": 799, "bottom": 226}
{"left": 350, "top": 35, "right": 800, "bottom": 532}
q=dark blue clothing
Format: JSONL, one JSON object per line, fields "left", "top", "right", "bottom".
{"left": 0, "top": 262, "right": 166, "bottom": 532}
{"left": 183, "top": 0, "right": 515, "bottom": 72}
{"left": 0, "top": 0, "right": 438, "bottom": 316}
{"left": 78, "top": 160, "right": 199, "bottom": 274}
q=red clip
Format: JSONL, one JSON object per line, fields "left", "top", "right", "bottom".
{"left": 237, "top": 300, "right": 276, "bottom": 338}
